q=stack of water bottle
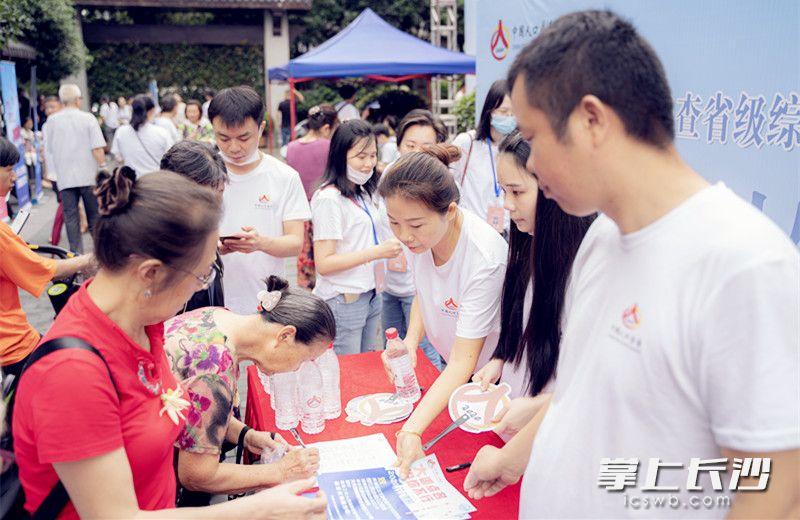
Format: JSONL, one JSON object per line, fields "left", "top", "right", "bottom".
{"left": 257, "top": 346, "right": 341, "bottom": 435}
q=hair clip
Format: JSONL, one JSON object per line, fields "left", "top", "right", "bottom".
{"left": 308, "top": 105, "right": 322, "bottom": 117}
{"left": 256, "top": 290, "right": 282, "bottom": 312}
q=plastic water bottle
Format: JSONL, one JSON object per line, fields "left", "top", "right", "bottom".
{"left": 272, "top": 370, "right": 299, "bottom": 430}
{"left": 385, "top": 328, "right": 421, "bottom": 403}
{"left": 317, "top": 347, "right": 341, "bottom": 419}
{"left": 298, "top": 361, "right": 325, "bottom": 434}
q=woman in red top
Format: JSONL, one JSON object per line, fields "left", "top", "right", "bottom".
{"left": 13, "top": 166, "right": 327, "bottom": 519}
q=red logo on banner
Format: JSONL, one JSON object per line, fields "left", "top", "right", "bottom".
{"left": 490, "top": 20, "right": 511, "bottom": 61}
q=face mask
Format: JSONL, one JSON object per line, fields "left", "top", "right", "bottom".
{"left": 346, "top": 164, "right": 373, "bottom": 185}
{"left": 219, "top": 147, "right": 261, "bottom": 167}
{"left": 491, "top": 114, "right": 517, "bottom": 135}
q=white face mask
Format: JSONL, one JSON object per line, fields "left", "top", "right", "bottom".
{"left": 219, "top": 147, "right": 261, "bottom": 167}
{"left": 346, "top": 164, "right": 373, "bottom": 185}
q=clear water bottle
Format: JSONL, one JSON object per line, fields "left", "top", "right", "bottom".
{"left": 317, "top": 347, "right": 341, "bottom": 419}
{"left": 385, "top": 328, "right": 421, "bottom": 403}
{"left": 298, "top": 361, "right": 325, "bottom": 434}
{"left": 272, "top": 370, "right": 299, "bottom": 430}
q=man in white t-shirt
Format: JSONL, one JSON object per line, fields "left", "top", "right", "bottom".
{"left": 335, "top": 85, "right": 360, "bottom": 122}
{"left": 153, "top": 94, "right": 181, "bottom": 143}
{"left": 43, "top": 84, "right": 107, "bottom": 254}
{"left": 464, "top": 10, "right": 799, "bottom": 518}
{"left": 208, "top": 86, "right": 310, "bottom": 314}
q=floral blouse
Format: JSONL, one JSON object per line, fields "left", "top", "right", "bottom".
{"left": 178, "top": 119, "right": 215, "bottom": 144}
{"left": 164, "top": 308, "right": 236, "bottom": 454}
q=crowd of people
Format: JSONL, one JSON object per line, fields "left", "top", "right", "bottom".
{"left": 0, "top": 8, "right": 797, "bottom": 519}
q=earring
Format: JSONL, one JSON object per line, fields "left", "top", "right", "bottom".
{"left": 144, "top": 289, "right": 152, "bottom": 299}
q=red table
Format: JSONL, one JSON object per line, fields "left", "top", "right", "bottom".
{"left": 245, "top": 351, "right": 521, "bottom": 519}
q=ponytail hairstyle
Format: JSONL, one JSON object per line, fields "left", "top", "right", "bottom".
{"left": 130, "top": 94, "right": 155, "bottom": 131}
{"left": 377, "top": 143, "right": 460, "bottom": 214}
{"left": 320, "top": 119, "right": 378, "bottom": 199}
{"left": 307, "top": 104, "right": 338, "bottom": 132}
{"left": 492, "top": 131, "right": 596, "bottom": 395}
{"left": 93, "top": 166, "right": 221, "bottom": 290}
{"left": 258, "top": 276, "right": 336, "bottom": 345}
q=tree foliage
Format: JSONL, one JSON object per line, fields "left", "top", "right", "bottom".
{"left": 289, "top": 0, "right": 464, "bottom": 57}
{"left": 87, "top": 43, "right": 264, "bottom": 102}
{"left": 0, "top": 0, "right": 88, "bottom": 82}
{"left": 454, "top": 90, "right": 475, "bottom": 134}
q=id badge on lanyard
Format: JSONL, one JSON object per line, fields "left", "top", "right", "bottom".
{"left": 485, "top": 139, "right": 506, "bottom": 233}
{"left": 354, "top": 195, "right": 386, "bottom": 293}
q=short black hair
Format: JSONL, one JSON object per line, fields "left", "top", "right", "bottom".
{"left": 160, "top": 140, "right": 228, "bottom": 188}
{"left": 320, "top": 120, "right": 378, "bottom": 199}
{"left": 507, "top": 9, "right": 674, "bottom": 147}
{"left": 476, "top": 79, "right": 508, "bottom": 141}
{"left": 396, "top": 109, "right": 447, "bottom": 146}
{"left": 0, "top": 137, "right": 20, "bottom": 167}
{"left": 208, "top": 86, "right": 265, "bottom": 127}
{"left": 339, "top": 84, "right": 357, "bottom": 100}
{"left": 160, "top": 94, "right": 178, "bottom": 113}
{"left": 372, "top": 124, "right": 390, "bottom": 138}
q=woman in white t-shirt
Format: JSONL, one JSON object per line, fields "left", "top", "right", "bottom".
{"left": 111, "top": 94, "right": 174, "bottom": 178}
{"left": 378, "top": 144, "right": 508, "bottom": 478}
{"left": 471, "top": 132, "right": 596, "bottom": 439}
{"left": 378, "top": 109, "right": 449, "bottom": 370}
{"left": 451, "top": 80, "right": 517, "bottom": 235}
{"left": 311, "top": 120, "right": 403, "bottom": 355}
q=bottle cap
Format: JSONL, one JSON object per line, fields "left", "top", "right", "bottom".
{"left": 385, "top": 328, "right": 399, "bottom": 340}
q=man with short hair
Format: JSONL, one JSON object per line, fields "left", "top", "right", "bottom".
{"left": 208, "top": 86, "right": 311, "bottom": 314}
{"left": 463, "top": 10, "right": 799, "bottom": 518}
{"left": 335, "top": 84, "right": 360, "bottom": 122}
{"left": 154, "top": 94, "right": 181, "bottom": 142}
{"left": 43, "top": 84, "right": 106, "bottom": 254}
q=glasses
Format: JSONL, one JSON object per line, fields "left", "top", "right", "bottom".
{"left": 170, "top": 261, "right": 218, "bottom": 289}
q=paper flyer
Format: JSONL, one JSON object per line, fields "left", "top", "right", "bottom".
{"left": 309, "top": 435, "right": 476, "bottom": 520}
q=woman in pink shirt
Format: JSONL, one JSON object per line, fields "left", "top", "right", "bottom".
{"left": 286, "top": 104, "right": 338, "bottom": 289}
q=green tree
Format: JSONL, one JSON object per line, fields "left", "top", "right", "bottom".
{"left": 0, "top": 0, "right": 88, "bottom": 82}
{"left": 289, "top": 0, "right": 464, "bottom": 57}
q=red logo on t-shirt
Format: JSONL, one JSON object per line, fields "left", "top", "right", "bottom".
{"left": 258, "top": 194, "right": 270, "bottom": 203}
{"left": 622, "top": 304, "right": 641, "bottom": 330}
{"left": 444, "top": 298, "right": 459, "bottom": 311}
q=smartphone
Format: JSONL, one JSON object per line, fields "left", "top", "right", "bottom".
{"left": 220, "top": 235, "right": 241, "bottom": 242}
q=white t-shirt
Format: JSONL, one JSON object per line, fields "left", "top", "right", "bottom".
{"left": 377, "top": 160, "right": 415, "bottom": 297}
{"left": 410, "top": 209, "right": 508, "bottom": 368}
{"left": 111, "top": 123, "right": 174, "bottom": 178}
{"left": 451, "top": 131, "right": 510, "bottom": 232}
{"left": 100, "top": 102, "right": 119, "bottom": 129}
{"left": 520, "top": 184, "right": 800, "bottom": 519}
{"left": 220, "top": 153, "right": 311, "bottom": 314}
{"left": 153, "top": 116, "right": 181, "bottom": 143}
{"left": 311, "top": 186, "right": 380, "bottom": 301}
{"left": 42, "top": 107, "right": 106, "bottom": 189}
{"left": 336, "top": 102, "right": 360, "bottom": 122}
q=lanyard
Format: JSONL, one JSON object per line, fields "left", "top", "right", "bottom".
{"left": 351, "top": 195, "right": 379, "bottom": 246}
{"left": 486, "top": 138, "right": 502, "bottom": 198}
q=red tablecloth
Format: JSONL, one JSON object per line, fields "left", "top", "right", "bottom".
{"left": 245, "top": 352, "right": 520, "bottom": 520}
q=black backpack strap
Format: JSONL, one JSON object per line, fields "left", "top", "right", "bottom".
{"left": 31, "top": 482, "right": 70, "bottom": 520}
{"left": 19, "top": 336, "right": 116, "bottom": 520}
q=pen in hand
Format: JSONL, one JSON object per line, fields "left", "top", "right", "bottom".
{"left": 445, "top": 462, "right": 472, "bottom": 473}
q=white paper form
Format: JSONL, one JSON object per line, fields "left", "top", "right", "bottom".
{"left": 310, "top": 433, "right": 398, "bottom": 475}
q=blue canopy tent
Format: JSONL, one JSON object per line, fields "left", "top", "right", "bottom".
{"left": 268, "top": 8, "right": 475, "bottom": 138}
